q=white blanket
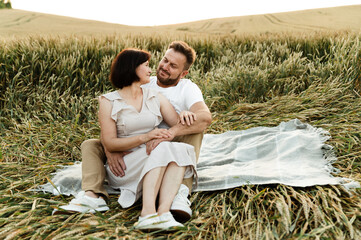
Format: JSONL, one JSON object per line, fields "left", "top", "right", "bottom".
{"left": 37, "top": 119, "right": 359, "bottom": 196}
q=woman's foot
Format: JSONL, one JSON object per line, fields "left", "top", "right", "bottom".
{"left": 134, "top": 212, "right": 184, "bottom": 231}
{"left": 158, "top": 212, "right": 184, "bottom": 230}
{"left": 134, "top": 213, "right": 162, "bottom": 230}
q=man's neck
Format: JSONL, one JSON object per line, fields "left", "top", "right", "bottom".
{"left": 156, "top": 78, "right": 181, "bottom": 88}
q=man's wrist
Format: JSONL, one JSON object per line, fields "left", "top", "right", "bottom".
{"left": 168, "top": 126, "right": 179, "bottom": 138}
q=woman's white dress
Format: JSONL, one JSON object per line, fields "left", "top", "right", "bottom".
{"left": 102, "top": 88, "right": 197, "bottom": 208}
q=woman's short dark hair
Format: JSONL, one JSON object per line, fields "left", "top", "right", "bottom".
{"left": 110, "top": 48, "right": 151, "bottom": 89}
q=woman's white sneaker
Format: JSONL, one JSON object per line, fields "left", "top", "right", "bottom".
{"left": 158, "top": 212, "right": 184, "bottom": 230}
{"left": 135, "top": 212, "right": 183, "bottom": 231}
{"left": 134, "top": 213, "right": 162, "bottom": 230}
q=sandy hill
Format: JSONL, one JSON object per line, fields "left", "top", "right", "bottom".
{"left": 1, "top": 5, "right": 361, "bottom": 37}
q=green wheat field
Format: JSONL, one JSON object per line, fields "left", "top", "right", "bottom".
{"left": 1, "top": 7, "right": 361, "bottom": 240}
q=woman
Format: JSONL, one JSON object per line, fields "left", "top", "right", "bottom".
{"left": 99, "top": 48, "right": 197, "bottom": 230}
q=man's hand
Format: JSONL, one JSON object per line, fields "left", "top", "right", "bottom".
{"left": 105, "top": 150, "right": 131, "bottom": 177}
{"left": 179, "top": 110, "right": 197, "bottom": 126}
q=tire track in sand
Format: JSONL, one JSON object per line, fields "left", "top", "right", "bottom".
{"left": 1, "top": 13, "right": 41, "bottom": 28}
{"left": 264, "top": 14, "right": 331, "bottom": 31}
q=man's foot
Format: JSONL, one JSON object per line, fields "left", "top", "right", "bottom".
{"left": 53, "top": 191, "right": 109, "bottom": 214}
{"left": 170, "top": 184, "right": 192, "bottom": 223}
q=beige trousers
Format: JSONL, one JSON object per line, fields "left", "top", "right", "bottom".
{"left": 81, "top": 133, "right": 203, "bottom": 198}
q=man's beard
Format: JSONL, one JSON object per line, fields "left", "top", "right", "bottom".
{"left": 156, "top": 67, "right": 182, "bottom": 86}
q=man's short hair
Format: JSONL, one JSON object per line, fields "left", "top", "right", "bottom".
{"left": 168, "top": 41, "right": 196, "bottom": 70}
{"left": 110, "top": 48, "right": 151, "bottom": 89}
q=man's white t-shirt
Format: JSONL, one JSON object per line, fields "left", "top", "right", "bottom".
{"left": 142, "top": 76, "right": 204, "bottom": 128}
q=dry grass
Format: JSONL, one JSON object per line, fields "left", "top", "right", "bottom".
{"left": 0, "top": 32, "right": 360, "bottom": 239}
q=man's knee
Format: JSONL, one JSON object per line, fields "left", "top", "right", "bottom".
{"left": 81, "top": 139, "right": 102, "bottom": 152}
{"left": 81, "top": 139, "right": 106, "bottom": 163}
{"left": 174, "top": 132, "right": 203, "bottom": 145}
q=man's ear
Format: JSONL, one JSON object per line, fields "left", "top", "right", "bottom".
{"left": 180, "top": 70, "right": 189, "bottom": 78}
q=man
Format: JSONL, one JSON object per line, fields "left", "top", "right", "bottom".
{"left": 58, "top": 41, "right": 212, "bottom": 223}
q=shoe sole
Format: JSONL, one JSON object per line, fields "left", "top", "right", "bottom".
{"left": 52, "top": 206, "right": 109, "bottom": 215}
{"left": 170, "top": 209, "right": 191, "bottom": 223}
{"left": 136, "top": 225, "right": 183, "bottom": 232}
{"left": 52, "top": 209, "right": 76, "bottom": 215}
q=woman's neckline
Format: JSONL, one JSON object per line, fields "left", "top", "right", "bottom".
{"left": 116, "top": 88, "right": 145, "bottom": 113}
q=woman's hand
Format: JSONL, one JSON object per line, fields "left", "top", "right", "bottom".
{"left": 179, "top": 111, "right": 197, "bottom": 126}
{"left": 141, "top": 128, "right": 173, "bottom": 143}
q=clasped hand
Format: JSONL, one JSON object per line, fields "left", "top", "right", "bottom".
{"left": 144, "top": 128, "right": 173, "bottom": 142}
{"left": 146, "top": 111, "right": 196, "bottom": 155}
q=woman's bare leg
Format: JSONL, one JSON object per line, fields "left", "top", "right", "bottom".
{"left": 140, "top": 166, "right": 166, "bottom": 217}
{"left": 157, "top": 162, "right": 186, "bottom": 215}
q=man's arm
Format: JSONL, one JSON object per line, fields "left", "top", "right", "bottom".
{"left": 169, "top": 101, "right": 212, "bottom": 137}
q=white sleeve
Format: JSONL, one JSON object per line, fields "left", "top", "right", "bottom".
{"left": 184, "top": 82, "right": 204, "bottom": 110}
